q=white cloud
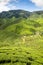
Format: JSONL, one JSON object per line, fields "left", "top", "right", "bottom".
{"left": 0, "top": 0, "right": 10, "bottom": 12}
{"left": 0, "top": 0, "right": 17, "bottom": 12}
{"left": 30, "top": 0, "right": 43, "bottom": 7}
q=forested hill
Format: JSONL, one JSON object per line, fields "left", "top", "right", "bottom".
{"left": 0, "top": 10, "right": 43, "bottom": 18}
{"left": 0, "top": 10, "right": 31, "bottom": 18}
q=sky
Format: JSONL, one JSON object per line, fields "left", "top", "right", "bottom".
{"left": 0, "top": 0, "right": 43, "bottom": 12}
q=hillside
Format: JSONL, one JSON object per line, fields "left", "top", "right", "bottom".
{"left": 0, "top": 10, "right": 43, "bottom": 18}
{"left": 0, "top": 10, "right": 43, "bottom": 65}
{"left": 0, "top": 10, "right": 43, "bottom": 39}
{"left": 0, "top": 10, "right": 31, "bottom": 18}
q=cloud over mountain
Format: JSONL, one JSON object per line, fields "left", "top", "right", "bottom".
{"left": 30, "top": 0, "right": 43, "bottom": 7}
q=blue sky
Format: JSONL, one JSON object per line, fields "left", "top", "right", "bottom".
{"left": 0, "top": 0, "right": 43, "bottom": 12}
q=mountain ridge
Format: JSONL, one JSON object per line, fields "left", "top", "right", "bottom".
{"left": 0, "top": 10, "right": 31, "bottom": 18}
{"left": 0, "top": 9, "right": 43, "bottom": 18}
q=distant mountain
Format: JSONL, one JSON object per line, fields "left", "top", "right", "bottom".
{"left": 0, "top": 10, "right": 43, "bottom": 18}
{"left": 33, "top": 11, "right": 43, "bottom": 15}
{"left": 0, "top": 10, "right": 31, "bottom": 18}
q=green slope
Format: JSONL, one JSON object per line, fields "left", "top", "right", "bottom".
{"left": 0, "top": 10, "right": 43, "bottom": 65}
{"left": 0, "top": 17, "right": 43, "bottom": 45}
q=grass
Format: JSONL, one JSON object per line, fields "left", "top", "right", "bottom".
{"left": 0, "top": 35, "right": 43, "bottom": 65}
